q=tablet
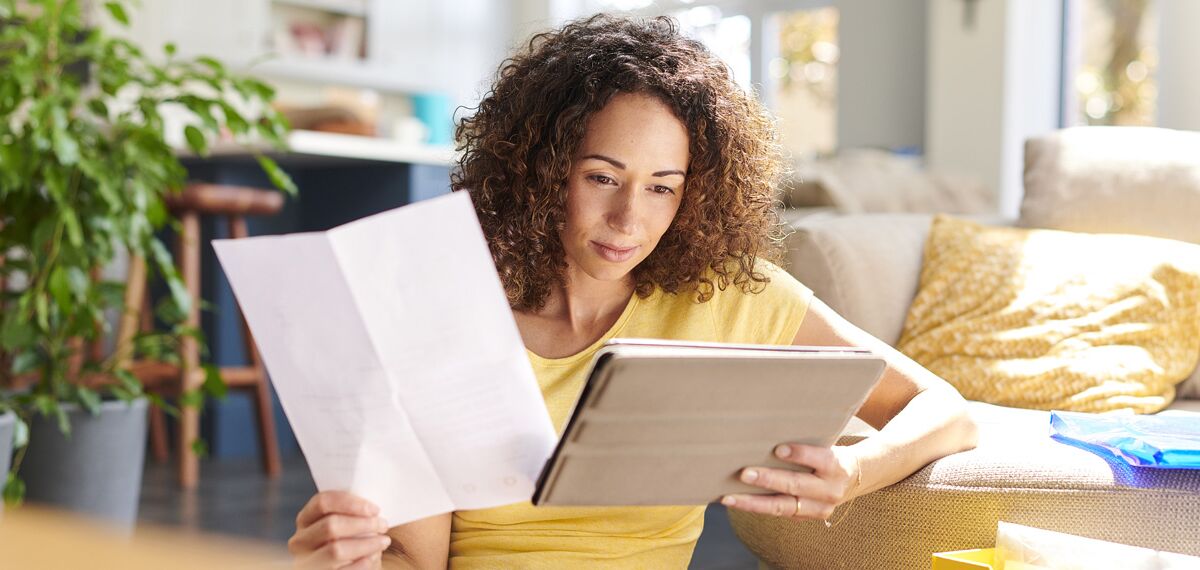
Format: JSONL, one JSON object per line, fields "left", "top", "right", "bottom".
{"left": 532, "top": 338, "right": 886, "bottom": 506}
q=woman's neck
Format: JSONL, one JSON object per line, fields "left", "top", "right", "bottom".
{"left": 538, "top": 265, "right": 634, "bottom": 334}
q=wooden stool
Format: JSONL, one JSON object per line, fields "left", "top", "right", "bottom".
{"left": 134, "top": 183, "right": 285, "bottom": 489}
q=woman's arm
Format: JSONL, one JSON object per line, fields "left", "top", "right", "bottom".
{"left": 723, "top": 298, "right": 978, "bottom": 519}
{"left": 381, "top": 513, "right": 452, "bottom": 570}
{"left": 289, "top": 491, "right": 450, "bottom": 570}
{"left": 795, "top": 298, "right": 979, "bottom": 498}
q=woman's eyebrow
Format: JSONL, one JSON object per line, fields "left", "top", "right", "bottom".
{"left": 581, "top": 154, "right": 685, "bottom": 177}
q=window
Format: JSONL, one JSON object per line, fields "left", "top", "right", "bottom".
{"left": 583, "top": 1, "right": 839, "bottom": 157}
{"left": 669, "top": 6, "right": 752, "bottom": 92}
{"left": 767, "top": 7, "right": 838, "bottom": 158}
{"left": 1066, "top": 0, "right": 1158, "bottom": 126}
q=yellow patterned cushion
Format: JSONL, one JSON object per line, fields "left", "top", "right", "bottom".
{"left": 898, "top": 216, "right": 1200, "bottom": 413}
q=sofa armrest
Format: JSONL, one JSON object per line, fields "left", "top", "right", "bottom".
{"left": 781, "top": 212, "right": 933, "bottom": 346}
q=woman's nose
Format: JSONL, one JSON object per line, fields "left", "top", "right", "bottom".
{"left": 606, "top": 185, "right": 640, "bottom": 234}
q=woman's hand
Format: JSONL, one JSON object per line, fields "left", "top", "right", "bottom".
{"left": 289, "top": 491, "right": 393, "bottom": 569}
{"left": 721, "top": 444, "right": 860, "bottom": 522}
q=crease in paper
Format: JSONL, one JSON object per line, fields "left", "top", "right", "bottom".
{"left": 213, "top": 191, "right": 557, "bottom": 525}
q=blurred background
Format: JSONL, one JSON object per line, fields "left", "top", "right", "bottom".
{"left": 103, "top": 0, "right": 1191, "bottom": 210}
{"left": 2, "top": 0, "right": 1197, "bottom": 568}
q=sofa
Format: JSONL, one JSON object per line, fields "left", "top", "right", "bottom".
{"left": 729, "top": 127, "right": 1200, "bottom": 569}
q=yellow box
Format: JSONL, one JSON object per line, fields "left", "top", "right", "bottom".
{"left": 931, "top": 548, "right": 996, "bottom": 569}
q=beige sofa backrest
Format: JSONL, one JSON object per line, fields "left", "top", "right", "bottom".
{"left": 1021, "top": 127, "right": 1200, "bottom": 241}
{"left": 784, "top": 126, "right": 1200, "bottom": 399}
{"left": 782, "top": 213, "right": 933, "bottom": 346}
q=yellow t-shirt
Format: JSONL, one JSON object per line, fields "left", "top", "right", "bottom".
{"left": 449, "top": 261, "right": 813, "bottom": 568}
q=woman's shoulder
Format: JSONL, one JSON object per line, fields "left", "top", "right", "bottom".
{"left": 686, "top": 257, "right": 814, "bottom": 345}
{"left": 705, "top": 258, "right": 812, "bottom": 307}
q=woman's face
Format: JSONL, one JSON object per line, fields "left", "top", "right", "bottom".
{"left": 559, "top": 92, "right": 689, "bottom": 284}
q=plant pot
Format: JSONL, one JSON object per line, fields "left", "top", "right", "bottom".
{"left": 19, "top": 398, "right": 147, "bottom": 529}
{"left": 0, "top": 410, "right": 14, "bottom": 494}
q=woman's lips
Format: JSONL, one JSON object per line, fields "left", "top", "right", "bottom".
{"left": 590, "top": 241, "right": 639, "bottom": 262}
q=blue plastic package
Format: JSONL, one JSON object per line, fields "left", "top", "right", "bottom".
{"left": 1049, "top": 410, "right": 1200, "bottom": 469}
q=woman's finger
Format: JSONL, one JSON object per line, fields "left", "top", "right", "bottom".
{"left": 303, "top": 535, "right": 392, "bottom": 568}
{"left": 721, "top": 493, "right": 835, "bottom": 521}
{"left": 336, "top": 551, "right": 383, "bottom": 570}
{"left": 738, "top": 467, "right": 842, "bottom": 504}
{"left": 290, "top": 514, "right": 389, "bottom": 552}
{"left": 771, "top": 444, "right": 839, "bottom": 475}
{"left": 297, "top": 491, "right": 381, "bottom": 529}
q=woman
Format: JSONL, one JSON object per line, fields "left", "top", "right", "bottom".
{"left": 288, "top": 14, "right": 977, "bottom": 569}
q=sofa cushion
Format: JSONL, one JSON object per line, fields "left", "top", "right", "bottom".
{"left": 1021, "top": 126, "right": 1200, "bottom": 243}
{"left": 898, "top": 216, "right": 1200, "bottom": 413}
{"left": 1022, "top": 127, "right": 1200, "bottom": 400}
{"left": 780, "top": 212, "right": 933, "bottom": 346}
{"left": 729, "top": 402, "right": 1200, "bottom": 570}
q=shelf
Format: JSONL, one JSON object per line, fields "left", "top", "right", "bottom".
{"left": 247, "top": 58, "right": 438, "bottom": 95}
{"left": 271, "top": 0, "right": 367, "bottom": 17}
{"left": 200, "top": 130, "right": 458, "bottom": 167}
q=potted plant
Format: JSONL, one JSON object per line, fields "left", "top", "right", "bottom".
{"left": 0, "top": 0, "right": 296, "bottom": 526}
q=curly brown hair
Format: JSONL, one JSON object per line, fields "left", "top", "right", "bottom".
{"left": 451, "top": 13, "right": 786, "bottom": 311}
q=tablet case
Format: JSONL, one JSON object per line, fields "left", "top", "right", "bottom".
{"left": 532, "top": 339, "right": 886, "bottom": 506}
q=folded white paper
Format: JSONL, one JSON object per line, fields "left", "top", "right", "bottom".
{"left": 212, "top": 191, "right": 557, "bottom": 525}
{"left": 995, "top": 521, "right": 1200, "bottom": 569}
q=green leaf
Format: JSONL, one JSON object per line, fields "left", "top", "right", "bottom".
{"left": 164, "top": 42, "right": 177, "bottom": 57}
{"left": 219, "top": 102, "right": 249, "bottom": 135}
{"left": 238, "top": 78, "right": 275, "bottom": 100}
{"left": 61, "top": 208, "right": 84, "bottom": 247}
{"left": 111, "top": 386, "right": 135, "bottom": 402}
{"left": 12, "top": 416, "right": 29, "bottom": 449}
{"left": 32, "top": 216, "right": 58, "bottom": 251}
{"left": 52, "top": 128, "right": 81, "bottom": 165}
{"left": 65, "top": 267, "right": 89, "bottom": 300}
{"left": 33, "top": 395, "right": 71, "bottom": 437}
{"left": 76, "top": 386, "right": 102, "bottom": 415}
{"left": 33, "top": 395, "right": 55, "bottom": 418}
{"left": 148, "top": 239, "right": 191, "bottom": 316}
{"left": 183, "top": 125, "right": 208, "bottom": 155}
{"left": 49, "top": 266, "right": 73, "bottom": 312}
{"left": 4, "top": 473, "right": 26, "bottom": 507}
{"left": 11, "top": 351, "right": 39, "bottom": 375}
{"left": 179, "top": 389, "right": 205, "bottom": 410}
{"left": 190, "top": 437, "right": 209, "bottom": 458}
{"left": 35, "top": 293, "right": 49, "bottom": 331}
{"left": 146, "top": 393, "right": 179, "bottom": 418}
{"left": 195, "top": 56, "right": 225, "bottom": 75}
{"left": 1, "top": 317, "right": 35, "bottom": 349}
{"left": 180, "top": 97, "right": 218, "bottom": 132}
{"left": 54, "top": 406, "right": 71, "bottom": 436}
{"left": 202, "top": 364, "right": 227, "bottom": 399}
{"left": 145, "top": 196, "right": 168, "bottom": 227}
{"left": 255, "top": 155, "right": 297, "bottom": 196}
{"left": 87, "top": 99, "right": 109, "bottom": 119}
{"left": 104, "top": 2, "right": 130, "bottom": 26}
{"left": 114, "top": 369, "right": 143, "bottom": 398}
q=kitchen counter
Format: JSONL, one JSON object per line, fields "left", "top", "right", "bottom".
{"left": 203, "top": 129, "right": 458, "bottom": 167}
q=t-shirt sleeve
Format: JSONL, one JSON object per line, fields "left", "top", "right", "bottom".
{"left": 708, "top": 259, "right": 814, "bottom": 346}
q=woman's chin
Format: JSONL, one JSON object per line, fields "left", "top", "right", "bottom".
{"left": 578, "top": 258, "right": 638, "bottom": 282}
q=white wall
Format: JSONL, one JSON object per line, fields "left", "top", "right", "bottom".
{"left": 926, "top": 0, "right": 1008, "bottom": 208}
{"left": 366, "top": 0, "right": 512, "bottom": 107}
{"left": 1157, "top": 0, "right": 1200, "bottom": 131}
{"left": 925, "top": 0, "right": 1062, "bottom": 216}
{"left": 102, "top": 0, "right": 512, "bottom": 110}
{"left": 835, "top": 0, "right": 927, "bottom": 151}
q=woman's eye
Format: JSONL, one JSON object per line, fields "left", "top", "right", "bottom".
{"left": 652, "top": 185, "right": 676, "bottom": 195}
{"left": 590, "top": 174, "right": 616, "bottom": 186}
